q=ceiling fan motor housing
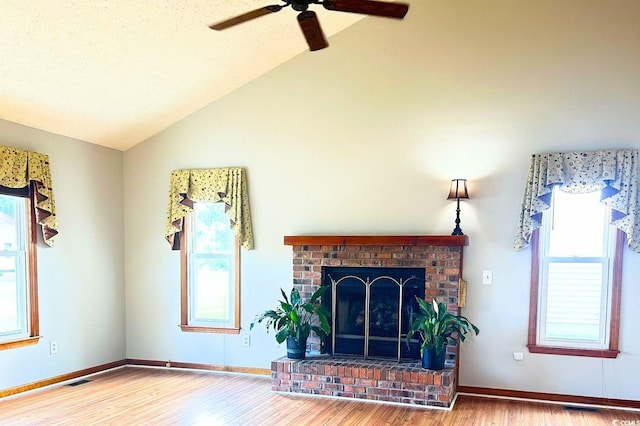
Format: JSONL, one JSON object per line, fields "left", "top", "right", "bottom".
{"left": 291, "top": 1, "right": 310, "bottom": 12}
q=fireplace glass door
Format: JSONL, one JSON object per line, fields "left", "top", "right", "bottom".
{"left": 322, "top": 267, "right": 424, "bottom": 361}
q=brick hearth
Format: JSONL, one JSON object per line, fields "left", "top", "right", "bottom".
{"left": 271, "top": 355, "right": 456, "bottom": 408}
{"left": 273, "top": 235, "right": 467, "bottom": 408}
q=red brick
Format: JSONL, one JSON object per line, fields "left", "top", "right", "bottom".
{"left": 368, "top": 388, "right": 390, "bottom": 396}
{"left": 354, "top": 378, "right": 377, "bottom": 387}
{"left": 343, "top": 385, "right": 366, "bottom": 393}
{"left": 377, "top": 380, "right": 401, "bottom": 389}
{"left": 322, "top": 383, "right": 344, "bottom": 391}
{"left": 374, "top": 252, "right": 392, "bottom": 259}
{"left": 418, "top": 373, "right": 428, "bottom": 384}
{"left": 414, "top": 391, "right": 427, "bottom": 400}
{"left": 403, "top": 383, "right": 426, "bottom": 391}
{"left": 389, "top": 389, "right": 413, "bottom": 398}
{"left": 301, "top": 382, "right": 322, "bottom": 390}
{"left": 336, "top": 392, "right": 355, "bottom": 398}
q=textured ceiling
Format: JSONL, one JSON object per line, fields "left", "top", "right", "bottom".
{"left": 0, "top": 1, "right": 364, "bottom": 150}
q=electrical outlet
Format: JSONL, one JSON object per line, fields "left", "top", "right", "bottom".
{"left": 50, "top": 340, "right": 58, "bottom": 354}
{"left": 242, "top": 335, "right": 251, "bottom": 347}
{"left": 513, "top": 352, "right": 524, "bottom": 361}
{"left": 165, "top": 360, "right": 171, "bottom": 368}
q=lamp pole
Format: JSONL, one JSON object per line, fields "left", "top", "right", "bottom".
{"left": 451, "top": 196, "right": 463, "bottom": 235}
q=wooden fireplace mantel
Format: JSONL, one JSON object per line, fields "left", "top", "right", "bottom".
{"left": 283, "top": 235, "right": 467, "bottom": 246}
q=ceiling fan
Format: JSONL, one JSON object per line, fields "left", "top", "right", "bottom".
{"left": 209, "top": 0, "right": 410, "bottom": 52}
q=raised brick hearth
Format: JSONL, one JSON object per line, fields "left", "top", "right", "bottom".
{"left": 271, "top": 355, "right": 456, "bottom": 408}
{"left": 273, "top": 235, "right": 467, "bottom": 408}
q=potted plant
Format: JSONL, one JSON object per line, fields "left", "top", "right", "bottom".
{"left": 250, "top": 286, "right": 330, "bottom": 359}
{"left": 406, "top": 297, "right": 479, "bottom": 370}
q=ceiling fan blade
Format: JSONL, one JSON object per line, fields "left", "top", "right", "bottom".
{"left": 323, "top": 0, "right": 409, "bottom": 19}
{"left": 210, "top": 5, "right": 283, "bottom": 30}
{"left": 297, "top": 11, "right": 329, "bottom": 51}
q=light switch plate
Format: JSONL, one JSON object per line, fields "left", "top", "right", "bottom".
{"left": 482, "top": 270, "right": 493, "bottom": 285}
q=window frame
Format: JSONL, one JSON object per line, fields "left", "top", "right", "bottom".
{"left": 527, "top": 225, "right": 623, "bottom": 358}
{"left": 0, "top": 194, "right": 40, "bottom": 351}
{"left": 179, "top": 206, "right": 241, "bottom": 335}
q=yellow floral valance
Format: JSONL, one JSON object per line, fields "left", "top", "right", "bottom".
{"left": 0, "top": 146, "right": 58, "bottom": 246}
{"left": 165, "top": 168, "right": 254, "bottom": 250}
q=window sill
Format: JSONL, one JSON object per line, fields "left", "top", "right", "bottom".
{"left": 0, "top": 336, "right": 42, "bottom": 351}
{"left": 179, "top": 325, "right": 241, "bottom": 334}
{"left": 527, "top": 344, "right": 619, "bottom": 358}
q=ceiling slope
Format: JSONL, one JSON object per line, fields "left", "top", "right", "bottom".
{"left": 0, "top": 1, "right": 364, "bottom": 150}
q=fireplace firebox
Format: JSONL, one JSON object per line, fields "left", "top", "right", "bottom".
{"left": 321, "top": 266, "right": 425, "bottom": 361}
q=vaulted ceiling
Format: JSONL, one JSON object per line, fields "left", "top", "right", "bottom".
{"left": 1, "top": 1, "right": 366, "bottom": 150}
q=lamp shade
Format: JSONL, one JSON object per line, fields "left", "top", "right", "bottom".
{"left": 447, "top": 179, "right": 469, "bottom": 200}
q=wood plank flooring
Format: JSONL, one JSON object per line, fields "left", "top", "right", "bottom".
{"left": 1, "top": 366, "right": 638, "bottom": 425}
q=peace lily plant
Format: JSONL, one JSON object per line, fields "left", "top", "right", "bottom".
{"left": 250, "top": 286, "right": 330, "bottom": 359}
{"left": 406, "top": 297, "right": 479, "bottom": 370}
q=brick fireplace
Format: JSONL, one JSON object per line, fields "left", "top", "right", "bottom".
{"left": 271, "top": 235, "right": 467, "bottom": 408}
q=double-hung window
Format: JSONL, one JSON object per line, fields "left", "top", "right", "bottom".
{"left": 0, "top": 191, "right": 39, "bottom": 350}
{"left": 180, "top": 202, "right": 240, "bottom": 334}
{"left": 528, "top": 186, "right": 622, "bottom": 357}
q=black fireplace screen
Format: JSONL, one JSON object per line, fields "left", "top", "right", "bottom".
{"left": 321, "top": 266, "right": 425, "bottom": 361}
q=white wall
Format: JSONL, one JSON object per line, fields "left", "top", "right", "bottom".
{"left": 0, "top": 119, "right": 125, "bottom": 390}
{"left": 120, "top": 0, "right": 635, "bottom": 402}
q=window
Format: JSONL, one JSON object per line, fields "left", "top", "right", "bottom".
{"left": 0, "top": 192, "right": 39, "bottom": 350}
{"left": 180, "top": 202, "right": 241, "bottom": 334}
{"left": 528, "top": 187, "right": 622, "bottom": 358}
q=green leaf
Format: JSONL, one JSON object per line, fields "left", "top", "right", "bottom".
{"left": 309, "top": 286, "right": 327, "bottom": 304}
{"left": 280, "top": 288, "right": 290, "bottom": 305}
{"left": 290, "top": 288, "right": 301, "bottom": 306}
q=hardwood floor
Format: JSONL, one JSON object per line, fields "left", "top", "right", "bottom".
{"left": 1, "top": 367, "right": 638, "bottom": 425}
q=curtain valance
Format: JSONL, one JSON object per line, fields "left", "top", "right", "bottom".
{"left": 0, "top": 146, "right": 58, "bottom": 247}
{"left": 514, "top": 149, "right": 640, "bottom": 253}
{"left": 165, "top": 168, "right": 254, "bottom": 250}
